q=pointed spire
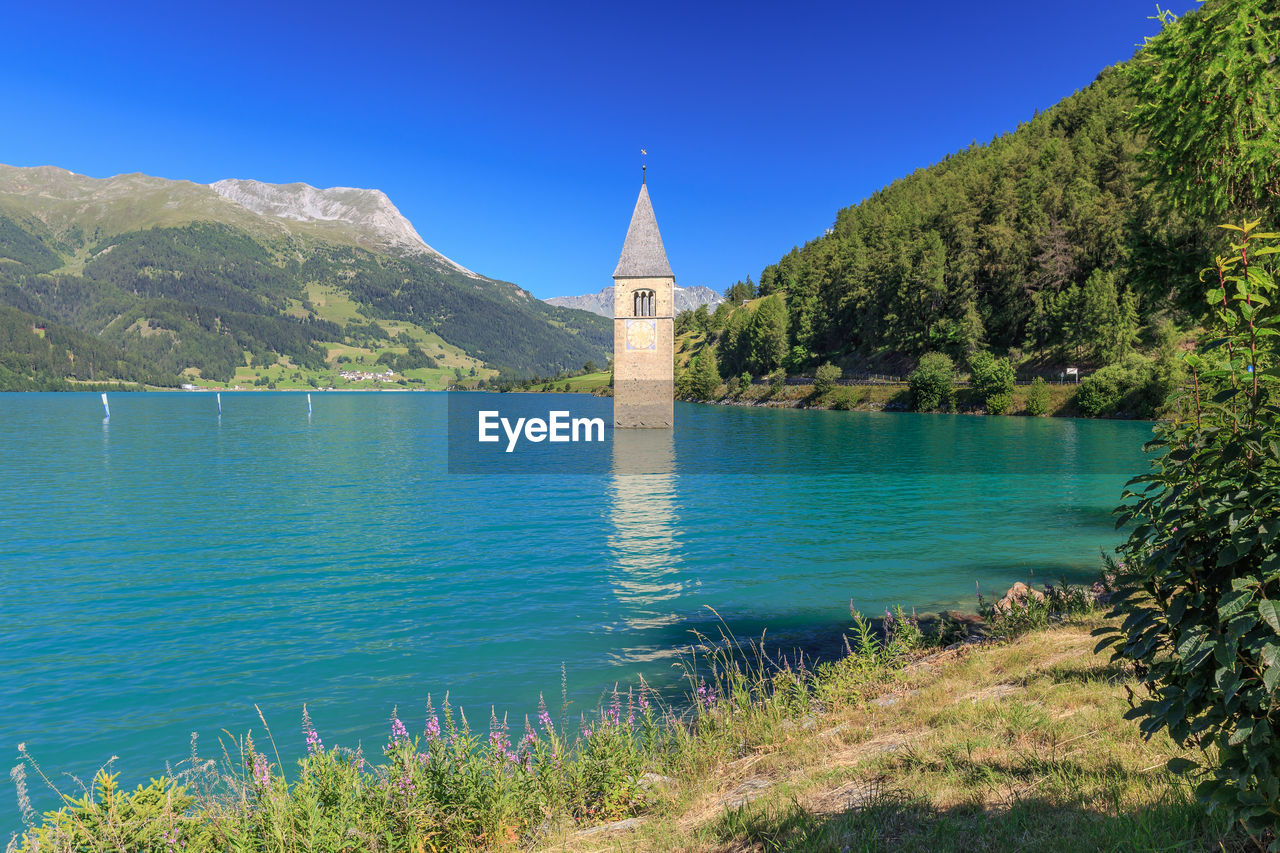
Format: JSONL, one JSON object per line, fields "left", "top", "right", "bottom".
{"left": 613, "top": 183, "right": 673, "bottom": 278}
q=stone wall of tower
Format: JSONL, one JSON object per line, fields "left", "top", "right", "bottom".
{"left": 613, "top": 275, "right": 674, "bottom": 429}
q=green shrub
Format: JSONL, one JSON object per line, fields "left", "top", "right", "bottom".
{"left": 17, "top": 770, "right": 209, "bottom": 852}
{"left": 768, "top": 368, "right": 786, "bottom": 394}
{"left": 1025, "top": 376, "right": 1050, "bottom": 415}
{"left": 968, "top": 350, "right": 1015, "bottom": 414}
{"left": 1077, "top": 352, "right": 1184, "bottom": 418}
{"left": 739, "top": 371, "right": 752, "bottom": 394}
{"left": 935, "top": 611, "right": 971, "bottom": 647}
{"left": 908, "top": 352, "right": 954, "bottom": 411}
{"left": 984, "top": 391, "right": 1013, "bottom": 416}
{"left": 837, "top": 606, "right": 932, "bottom": 675}
{"left": 1098, "top": 223, "right": 1280, "bottom": 837}
{"left": 883, "top": 605, "right": 927, "bottom": 656}
{"left": 980, "top": 579, "right": 1098, "bottom": 640}
{"left": 831, "top": 388, "right": 859, "bottom": 411}
{"left": 813, "top": 362, "right": 841, "bottom": 395}
{"left": 1076, "top": 366, "right": 1124, "bottom": 416}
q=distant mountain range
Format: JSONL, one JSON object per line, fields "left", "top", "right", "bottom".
{"left": 0, "top": 165, "right": 610, "bottom": 388}
{"left": 545, "top": 284, "right": 722, "bottom": 318}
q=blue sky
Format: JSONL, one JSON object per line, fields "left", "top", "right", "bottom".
{"left": 1, "top": 1, "right": 1198, "bottom": 299}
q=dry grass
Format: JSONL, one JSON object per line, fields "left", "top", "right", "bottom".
{"left": 544, "top": 617, "right": 1247, "bottom": 852}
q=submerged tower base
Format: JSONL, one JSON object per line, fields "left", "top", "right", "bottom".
{"left": 612, "top": 180, "right": 675, "bottom": 430}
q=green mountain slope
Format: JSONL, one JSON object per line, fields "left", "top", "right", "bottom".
{"left": 0, "top": 303, "right": 175, "bottom": 390}
{"left": 706, "top": 66, "right": 1214, "bottom": 382}
{"left": 0, "top": 166, "right": 610, "bottom": 388}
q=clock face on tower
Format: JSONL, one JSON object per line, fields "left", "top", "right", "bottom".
{"left": 625, "top": 318, "right": 657, "bottom": 351}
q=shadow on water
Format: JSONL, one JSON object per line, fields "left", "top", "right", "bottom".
{"left": 613, "top": 611, "right": 867, "bottom": 667}
{"left": 1058, "top": 503, "right": 1127, "bottom": 529}
{"left": 968, "top": 560, "right": 1105, "bottom": 591}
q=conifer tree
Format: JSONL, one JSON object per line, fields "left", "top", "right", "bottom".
{"left": 748, "top": 295, "right": 788, "bottom": 374}
{"left": 1129, "top": 0, "right": 1280, "bottom": 220}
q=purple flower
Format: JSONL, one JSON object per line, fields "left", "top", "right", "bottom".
{"left": 424, "top": 695, "right": 441, "bottom": 741}
{"left": 386, "top": 708, "right": 410, "bottom": 752}
{"left": 251, "top": 752, "right": 270, "bottom": 786}
{"left": 302, "top": 705, "right": 323, "bottom": 755}
{"left": 537, "top": 693, "right": 553, "bottom": 731}
{"left": 489, "top": 708, "right": 512, "bottom": 758}
{"left": 305, "top": 727, "right": 323, "bottom": 755}
{"left": 582, "top": 727, "right": 592, "bottom": 739}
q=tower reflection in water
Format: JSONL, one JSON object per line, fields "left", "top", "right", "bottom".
{"left": 605, "top": 428, "right": 687, "bottom": 666}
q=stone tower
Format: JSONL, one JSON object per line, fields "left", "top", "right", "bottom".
{"left": 613, "top": 179, "right": 674, "bottom": 429}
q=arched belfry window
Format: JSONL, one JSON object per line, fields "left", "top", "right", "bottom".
{"left": 633, "top": 289, "right": 656, "bottom": 317}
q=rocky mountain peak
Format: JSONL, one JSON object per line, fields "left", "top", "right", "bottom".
{"left": 209, "top": 178, "right": 478, "bottom": 277}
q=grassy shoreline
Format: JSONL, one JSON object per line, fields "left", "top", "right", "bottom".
{"left": 503, "top": 371, "right": 1148, "bottom": 421}
{"left": 8, "top": 587, "right": 1246, "bottom": 852}
{"left": 597, "top": 615, "right": 1239, "bottom": 852}
{"left": 677, "top": 380, "right": 1087, "bottom": 418}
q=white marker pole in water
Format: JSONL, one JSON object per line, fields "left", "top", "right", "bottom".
{"left": 100, "top": 392, "right": 109, "bottom": 419}
{"left": 307, "top": 393, "right": 312, "bottom": 416}
{"left": 217, "top": 392, "right": 222, "bottom": 415}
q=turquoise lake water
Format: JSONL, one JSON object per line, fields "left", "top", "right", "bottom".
{"left": 0, "top": 391, "right": 1152, "bottom": 826}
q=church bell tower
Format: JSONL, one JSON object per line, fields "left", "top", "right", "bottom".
{"left": 612, "top": 177, "right": 675, "bottom": 429}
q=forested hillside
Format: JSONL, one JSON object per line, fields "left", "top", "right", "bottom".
{"left": 674, "top": 0, "right": 1280, "bottom": 421}
{"left": 766, "top": 68, "right": 1178, "bottom": 363}
{"left": 698, "top": 67, "right": 1207, "bottom": 380}
{"left": 0, "top": 174, "right": 611, "bottom": 389}
{"left": 674, "top": 9, "right": 1278, "bottom": 418}
{"left": 0, "top": 304, "right": 175, "bottom": 390}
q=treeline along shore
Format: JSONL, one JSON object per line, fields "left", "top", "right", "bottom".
{"left": 497, "top": 365, "right": 1124, "bottom": 420}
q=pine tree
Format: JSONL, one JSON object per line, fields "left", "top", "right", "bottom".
{"left": 748, "top": 295, "right": 788, "bottom": 374}
{"left": 1079, "top": 269, "right": 1122, "bottom": 362}
{"left": 1129, "top": 0, "right": 1280, "bottom": 220}
{"left": 690, "top": 350, "right": 721, "bottom": 399}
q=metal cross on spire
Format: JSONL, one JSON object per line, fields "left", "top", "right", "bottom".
{"left": 641, "top": 148, "right": 647, "bottom": 183}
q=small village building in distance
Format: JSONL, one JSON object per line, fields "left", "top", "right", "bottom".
{"left": 612, "top": 178, "right": 675, "bottom": 428}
